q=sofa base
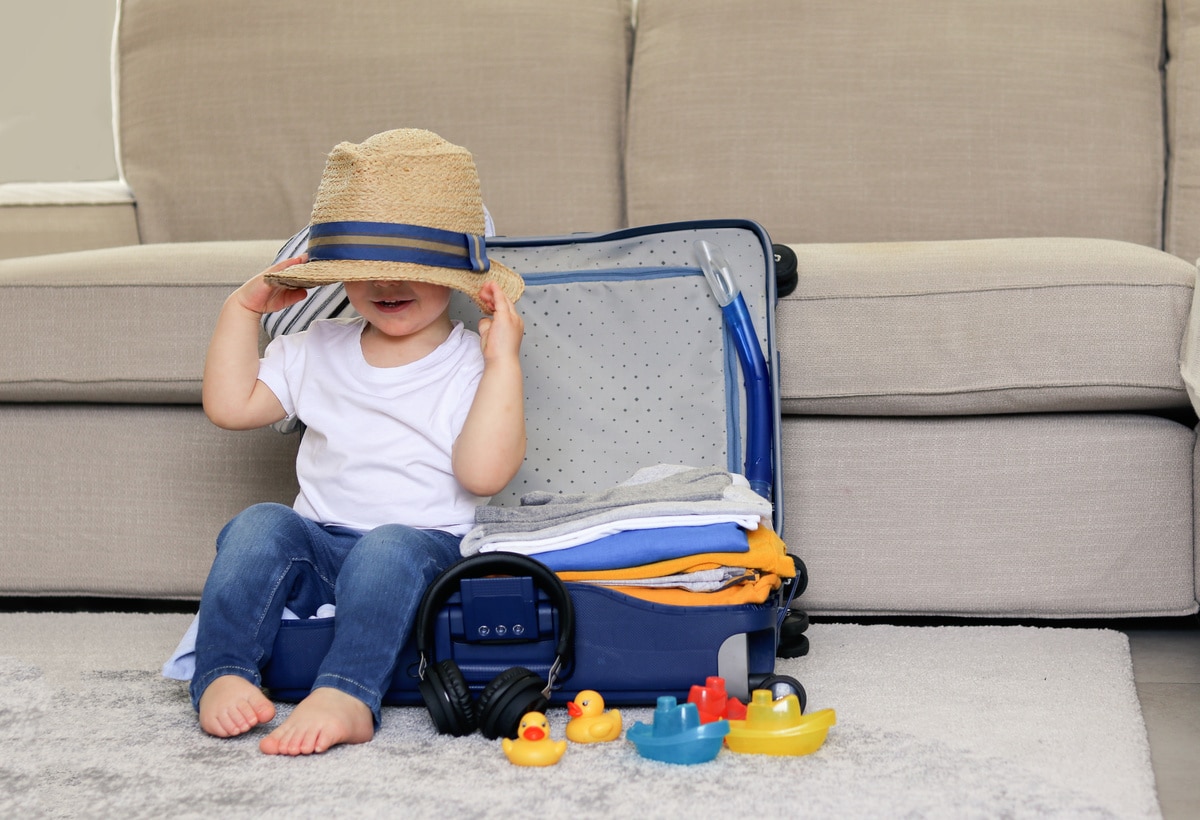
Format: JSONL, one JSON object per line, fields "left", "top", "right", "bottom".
{"left": 781, "top": 413, "right": 1197, "bottom": 619}
{"left": 5, "top": 405, "right": 1194, "bottom": 617}
{"left": 0, "top": 404, "right": 299, "bottom": 599}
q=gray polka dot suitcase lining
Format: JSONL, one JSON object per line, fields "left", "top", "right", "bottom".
{"left": 473, "top": 219, "right": 782, "bottom": 532}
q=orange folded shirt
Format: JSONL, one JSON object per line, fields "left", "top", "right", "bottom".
{"left": 558, "top": 525, "right": 795, "bottom": 606}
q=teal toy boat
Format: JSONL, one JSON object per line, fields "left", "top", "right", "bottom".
{"left": 626, "top": 696, "right": 729, "bottom": 765}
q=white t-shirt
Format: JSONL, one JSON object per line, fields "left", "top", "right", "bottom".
{"left": 257, "top": 318, "right": 487, "bottom": 534}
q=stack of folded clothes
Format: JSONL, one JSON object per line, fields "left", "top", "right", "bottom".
{"left": 462, "top": 464, "right": 795, "bottom": 605}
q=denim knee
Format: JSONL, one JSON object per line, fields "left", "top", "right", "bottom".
{"left": 345, "top": 525, "right": 462, "bottom": 580}
{"left": 216, "top": 503, "right": 308, "bottom": 554}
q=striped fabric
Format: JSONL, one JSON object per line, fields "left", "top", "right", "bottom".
{"left": 261, "top": 226, "right": 354, "bottom": 338}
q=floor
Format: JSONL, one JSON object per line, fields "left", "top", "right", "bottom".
{"left": 1126, "top": 623, "right": 1200, "bottom": 819}
{"left": 5, "top": 597, "right": 1194, "bottom": 814}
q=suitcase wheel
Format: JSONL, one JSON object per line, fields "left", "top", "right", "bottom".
{"left": 777, "top": 608, "right": 810, "bottom": 659}
{"left": 750, "top": 673, "right": 807, "bottom": 713}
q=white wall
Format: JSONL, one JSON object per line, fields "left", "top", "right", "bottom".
{"left": 1, "top": 0, "right": 119, "bottom": 183}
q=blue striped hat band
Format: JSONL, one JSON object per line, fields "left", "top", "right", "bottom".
{"left": 307, "top": 221, "right": 490, "bottom": 272}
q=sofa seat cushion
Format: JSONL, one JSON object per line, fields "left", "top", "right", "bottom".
{"left": 0, "top": 240, "right": 279, "bottom": 403}
{"left": 777, "top": 238, "right": 1195, "bottom": 415}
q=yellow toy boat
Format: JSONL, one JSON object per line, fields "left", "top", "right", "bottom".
{"left": 725, "top": 690, "right": 836, "bottom": 757}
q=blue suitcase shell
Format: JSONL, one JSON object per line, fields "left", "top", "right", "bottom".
{"left": 266, "top": 582, "right": 786, "bottom": 705}
{"left": 261, "top": 219, "right": 793, "bottom": 705}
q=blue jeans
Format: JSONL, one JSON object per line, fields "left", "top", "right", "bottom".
{"left": 189, "top": 502, "right": 462, "bottom": 725}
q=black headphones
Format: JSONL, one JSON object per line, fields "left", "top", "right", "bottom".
{"left": 415, "top": 553, "right": 574, "bottom": 740}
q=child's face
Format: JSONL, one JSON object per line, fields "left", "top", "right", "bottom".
{"left": 343, "top": 280, "right": 453, "bottom": 340}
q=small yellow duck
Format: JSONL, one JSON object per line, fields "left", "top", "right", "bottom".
{"left": 565, "top": 689, "right": 623, "bottom": 744}
{"left": 501, "top": 712, "right": 567, "bottom": 767}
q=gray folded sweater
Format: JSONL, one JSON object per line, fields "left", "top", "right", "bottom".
{"left": 462, "top": 464, "right": 772, "bottom": 556}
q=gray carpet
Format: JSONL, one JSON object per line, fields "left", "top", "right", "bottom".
{"left": 0, "top": 614, "right": 1160, "bottom": 818}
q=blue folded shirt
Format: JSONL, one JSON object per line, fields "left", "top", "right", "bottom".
{"left": 529, "top": 522, "right": 749, "bottom": 572}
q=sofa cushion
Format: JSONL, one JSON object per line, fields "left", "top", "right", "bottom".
{"left": 116, "top": 0, "right": 631, "bottom": 244}
{"left": 1167, "top": 0, "right": 1200, "bottom": 263}
{"left": 777, "top": 238, "right": 1195, "bottom": 415}
{"left": 627, "top": 0, "right": 1164, "bottom": 247}
{"left": 0, "top": 240, "right": 279, "bottom": 403}
{"left": 0, "top": 182, "right": 139, "bottom": 260}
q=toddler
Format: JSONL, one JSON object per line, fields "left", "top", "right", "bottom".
{"left": 192, "top": 128, "right": 526, "bottom": 755}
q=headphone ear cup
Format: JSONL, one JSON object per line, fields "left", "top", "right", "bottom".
{"left": 419, "top": 659, "right": 478, "bottom": 736}
{"left": 475, "top": 666, "right": 548, "bottom": 740}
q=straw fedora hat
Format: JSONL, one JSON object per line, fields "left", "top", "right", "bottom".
{"left": 265, "top": 129, "right": 523, "bottom": 310}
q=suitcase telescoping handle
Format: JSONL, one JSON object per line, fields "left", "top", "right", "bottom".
{"left": 694, "top": 241, "right": 773, "bottom": 500}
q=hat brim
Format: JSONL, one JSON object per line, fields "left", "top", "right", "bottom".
{"left": 265, "top": 257, "right": 524, "bottom": 312}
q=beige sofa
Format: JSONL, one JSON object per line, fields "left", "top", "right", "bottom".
{"left": 3, "top": 0, "right": 1200, "bottom": 619}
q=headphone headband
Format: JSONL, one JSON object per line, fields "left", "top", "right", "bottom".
{"left": 415, "top": 553, "right": 575, "bottom": 665}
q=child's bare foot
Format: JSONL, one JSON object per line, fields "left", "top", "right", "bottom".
{"left": 259, "top": 687, "right": 374, "bottom": 755}
{"left": 198, "top": 675, "right": 276, "bottom": 738}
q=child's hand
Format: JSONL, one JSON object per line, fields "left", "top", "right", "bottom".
{"left": 476, "top": 281, "right": 524, "bottom": 361}
{"left": 204, "top": 255, "right": 307, "bottom": 430}
{"left": 234, "top": 255, "right": 310, "bottom": 316}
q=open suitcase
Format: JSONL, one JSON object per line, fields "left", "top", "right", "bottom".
{"left": 262, "top": 220, "right": 804, "bottom": 717}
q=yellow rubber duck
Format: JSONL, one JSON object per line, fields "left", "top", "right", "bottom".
{"left": 501, "top": 712, "right": 567, "bottom": 767}
{"left": 565, "top": 689, "right": 623, "bottom": 744}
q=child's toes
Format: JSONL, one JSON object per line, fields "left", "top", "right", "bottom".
{"left": 259, "top": 727, "right": 285, "bottom": 755}
{"left": 252, "top": 698, "right": 276, "bottom": 724}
